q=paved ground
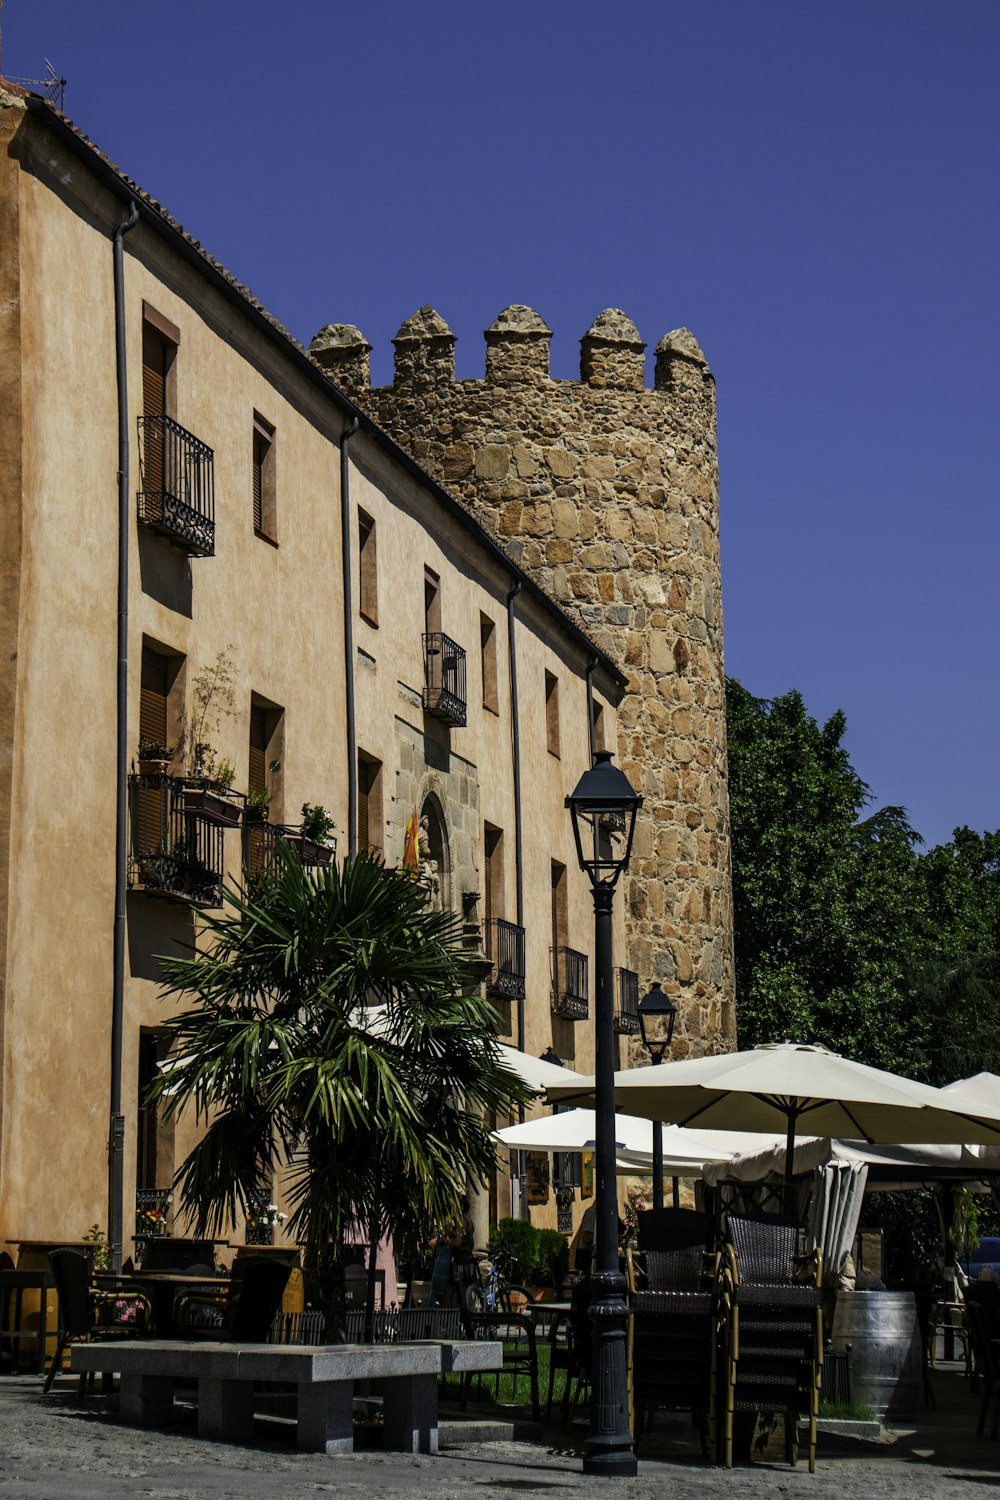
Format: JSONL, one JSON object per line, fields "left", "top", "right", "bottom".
{"left": 1, "top": 1366, "right": 999, "bottom": 1500}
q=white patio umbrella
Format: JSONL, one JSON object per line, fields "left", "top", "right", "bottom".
{"left": 495, "top": 1109, "right": 732, "bottom": 1171}
{"left": 546, "top": 1041, "right": 1000, "bottom": 1196}
{"left": 496, "top": 1044, "right": 588, "bottom": 1094}
{"left": 940, "top": 1072, "right": 1000, "bottom": 1115}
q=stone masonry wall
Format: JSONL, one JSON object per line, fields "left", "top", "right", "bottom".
{"left": 311, "top": 306, "right": 736, "bottom": 1059}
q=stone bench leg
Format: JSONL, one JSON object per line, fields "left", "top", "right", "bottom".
{"left": 382, "top": 1372, "right": 439, "bottom": 1455}
{"left": 198, "top": 1378, "right": 255, "bottom": 1442}
{"left": 297, "top": 1380, "right": 354, "bottom": 1455}
{"left": 120, "top": 1373, "right": 176, "bottom": 1427}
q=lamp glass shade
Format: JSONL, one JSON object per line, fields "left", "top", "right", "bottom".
{"left": 638, "top": 981, "right": 677, "bottom": 1060}
{"left": 565, "top": 751, "right": 643, "bottom": 888}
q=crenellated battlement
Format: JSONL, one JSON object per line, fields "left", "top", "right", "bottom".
{"left": 310, "top": 304, "right": 714, "bottom": 403}
{"left": 313, "top": 303, "right": 735, "bottom": 1060}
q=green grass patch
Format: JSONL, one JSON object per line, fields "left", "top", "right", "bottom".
{"left": 819, "top": 1399, "right": 877, "bottom": 1422}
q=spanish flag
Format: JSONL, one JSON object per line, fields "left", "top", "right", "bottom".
{"left": 402, "top": 807, "right": 420, "bottom": 872}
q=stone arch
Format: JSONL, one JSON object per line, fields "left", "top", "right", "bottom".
{"left": 418, "top": 786, "right": 452, "bottom": 912}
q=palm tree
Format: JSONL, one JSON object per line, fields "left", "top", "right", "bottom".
{"left": 150, "top": 847, "right": 530, "bottom": 1337}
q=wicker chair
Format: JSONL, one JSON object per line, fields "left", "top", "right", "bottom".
{"left": 719, "top": 1214, "right": 823, "bottom": 1472}
{"left": 175, "top": 1258, "right": 290, "bottom": 1342}
{"left": 627, "top": 1210, "right": 718, "bottom": 1457}
{"left": 43, "top": 1249, "right": 150, "bottom": 1394}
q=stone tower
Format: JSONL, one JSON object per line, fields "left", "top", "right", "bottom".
{"left": 311, "top": 305, "right": 736, "bottom": 1059}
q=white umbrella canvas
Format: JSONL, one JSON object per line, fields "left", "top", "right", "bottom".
{"left": 546, "top": 1042, "right": 1000, "bottom": 1195}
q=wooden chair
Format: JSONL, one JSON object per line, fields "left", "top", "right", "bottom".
{"left": 43, "top": 1249, "right": 150, "bottom": 1394}
{"left": 965, "top": 1299, "right": 1000, "bottom": 1437}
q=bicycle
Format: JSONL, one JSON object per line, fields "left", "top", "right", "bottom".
{"left": 462, "top": 1255, "right": 535, "bottom": 1316}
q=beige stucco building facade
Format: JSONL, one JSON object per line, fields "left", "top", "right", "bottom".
{"left": 0, "top": 86, "right": 631, "bottom": 1259}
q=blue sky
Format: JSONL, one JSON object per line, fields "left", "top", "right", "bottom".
{"left": 4, "top": 1, "right": 997, "bottom": 848}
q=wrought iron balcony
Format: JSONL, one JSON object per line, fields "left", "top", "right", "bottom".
{"left": 242, "top": 819, "right": 336, "bottom": 884}
{"left": 129, "top": 773, "right": 225, "bottom": 906}
{"left": 551, "top": 945, "right": 589, "bottom": 1021}
{"left": 485, "top": 918, "right": 526, "bottom": 1001}
{"left": 137, "top": 414, "right": 215, "bottom": 556}
{"left": 422, "top": 632, "right": 467, "bottom": 727}
{"left": 614, "top": 967, "right": 641, "bottom": 1034}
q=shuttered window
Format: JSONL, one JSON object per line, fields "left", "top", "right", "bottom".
{"left": 139, "top": 648, "right": 169, "bottom": 748}
{"left": 252, "top": 434, "right": 264, "bottom": 532}
{"left": 142, "top": 325, "right": 168, "bottom": 510}
{"left": 249, "top": 705, "right": 268, "bottom": 796}
{"left": 252, "top": 414, "right": 276, "bottom": 540}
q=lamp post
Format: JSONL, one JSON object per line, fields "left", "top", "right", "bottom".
{"left": 566, "top": 749, "right": 642, "bottom": 1478}
{"left": 637, "top": 981, "right": 677, "bottom": 1211}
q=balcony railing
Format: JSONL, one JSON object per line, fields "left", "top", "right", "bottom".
{"left": 135, "top": 1188, "right": 171, "bottom": 1241}
{"left": 551, "top": 946, "right": 589, "bottom": 1021}
{"left": 242, "top": 819, "right": 336, "bottom": 884}
{"left": 137, "top": 414, "right": 215, "bottom": 556}
{"left": 614, "top": 967, "right": 641, "bottom": 1034}
{"left": 129, "top": 773, "right": 225, "bottom": 906}
{"left": 422, "top": 632, "right": 467, "bottom": 727}
{"left": 485, "top": 918, "right": 526, "bottom": 1001}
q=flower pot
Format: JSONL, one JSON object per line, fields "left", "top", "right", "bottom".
{"left": 137, "top": 759, "right": 170, "bottom": 777}
{"left": 284, "top": 833, "right": 333, "bottom": 866}
{"left": 183, "top": 786, "right": 243, "bottom": 827}
{"left": 244, "top": 804, "right": 270, "bottom": 825}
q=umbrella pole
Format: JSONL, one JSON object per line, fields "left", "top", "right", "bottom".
{"left": 784, "top": 1107, "right": 798, "bottom": 1216}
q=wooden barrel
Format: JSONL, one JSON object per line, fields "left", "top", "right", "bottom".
{"left": 831, "top": 1290, "right": 922, "bottom": 1419}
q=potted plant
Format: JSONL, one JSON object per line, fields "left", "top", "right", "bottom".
{"left": 244, "top": 786, "right": 272, "bottom": 824}
{"left": 286, "top": 803, "right": 335, "bottom": 865}
{"left": 183, "top": 754, "right": 243, "bottom": 827}
{"left": 137, "top": 738, "right": 172, "bottom": 776}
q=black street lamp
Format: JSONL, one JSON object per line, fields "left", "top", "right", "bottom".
{"left": 637, "top": 981, "right": 678, "bottom": 1211}
{"left": 566, "top": 749, "right": 642, "bottom": 1478}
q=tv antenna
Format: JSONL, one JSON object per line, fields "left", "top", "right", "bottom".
{"left": 5, "top": 58, "right": 67, "bottom": 112}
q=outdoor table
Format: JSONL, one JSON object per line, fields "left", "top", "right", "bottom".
{"left": 0, "top": 1268, "right": 54, "bottom": 1373}
{"left": 97, "top": 1271, "right": 228, "bottom": 1337}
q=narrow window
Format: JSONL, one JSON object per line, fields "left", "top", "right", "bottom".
{"left": 136, "top": 1031, "right": 160, "bottom": 1191}
{"left": 253, "top": 413, "right": 276, "bottom": 542}
{"left": 358, "top": 752, "right": 383, "bottom": 855}
{"left": 424, "top": 567, "right": 441, "bottom": 636}
{"left": 137, "top": 643, "right": 180, "bottom": 854}
{"left": 545, "top": 671, "right": 560, "bottom": 758}
{"left": 359, "top": 509, "right": 378, "bottom": 626}
{"left": 551, "top": 860, "right": 568, "bottom": 952}
{"left": 484, "top": 825, "right": 504, "bottom": 929}
{"left": 249, "top": 699, "right": 284, "bottom": 820}
{"left": 480, "top": 614, "right": 498, "bottom": 714}
{"left": 140, "top": 305, "right": 178, "bottom": 513}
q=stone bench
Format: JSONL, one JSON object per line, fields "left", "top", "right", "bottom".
{"left": 70, "top": 1338, "right": 501, "bottom": 1454}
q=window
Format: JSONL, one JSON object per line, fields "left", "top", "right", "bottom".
{"left": 358, "top": 752, "right": 383, "bottom": 855}
{"left": 359, "top": 509, "right": 378, "bottom": 626}
{"left": 424, "top": 567, "right": 441, "bottom": 636}
{"left": 484, "top": 825, "right": 504, "bottom": 927}
{"left": 545, "top": 671, "right": 560, "bottom": 757}
{"left": 249, "top": 698, "right": 283, "bottom": 818}
{"left": 252, "top": 413, "right": 276, "bottom": 542}
{"left": 141, "top": 305, "right": 178, "bottom": 508}
{"left": 136, "top": 1031, "right": 160, "bottom": 1190}
{"left": 551, "top": 860, "right": 568, "bottom": 952}
{"left": 480, "top": 614, "right": 498, "bottom": 714}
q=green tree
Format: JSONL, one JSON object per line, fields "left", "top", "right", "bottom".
{"left": 910, "top": 829, "right": 1000, "bottom": 1084}
{"left": 150, "top": 848, "right": 530, "bottom": 1337}
{"left": 726, "top": 679, "right": 927, "bottom": 1068}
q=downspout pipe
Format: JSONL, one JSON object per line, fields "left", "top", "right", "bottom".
{"left": 506, "top": 581, "right": 529, "bottom": 1218}
{"left": 110, "top": 199, "right": 138, "bottom": 1275}
{"left": 340, "top": 418, "right": 360, "bottom": 855}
